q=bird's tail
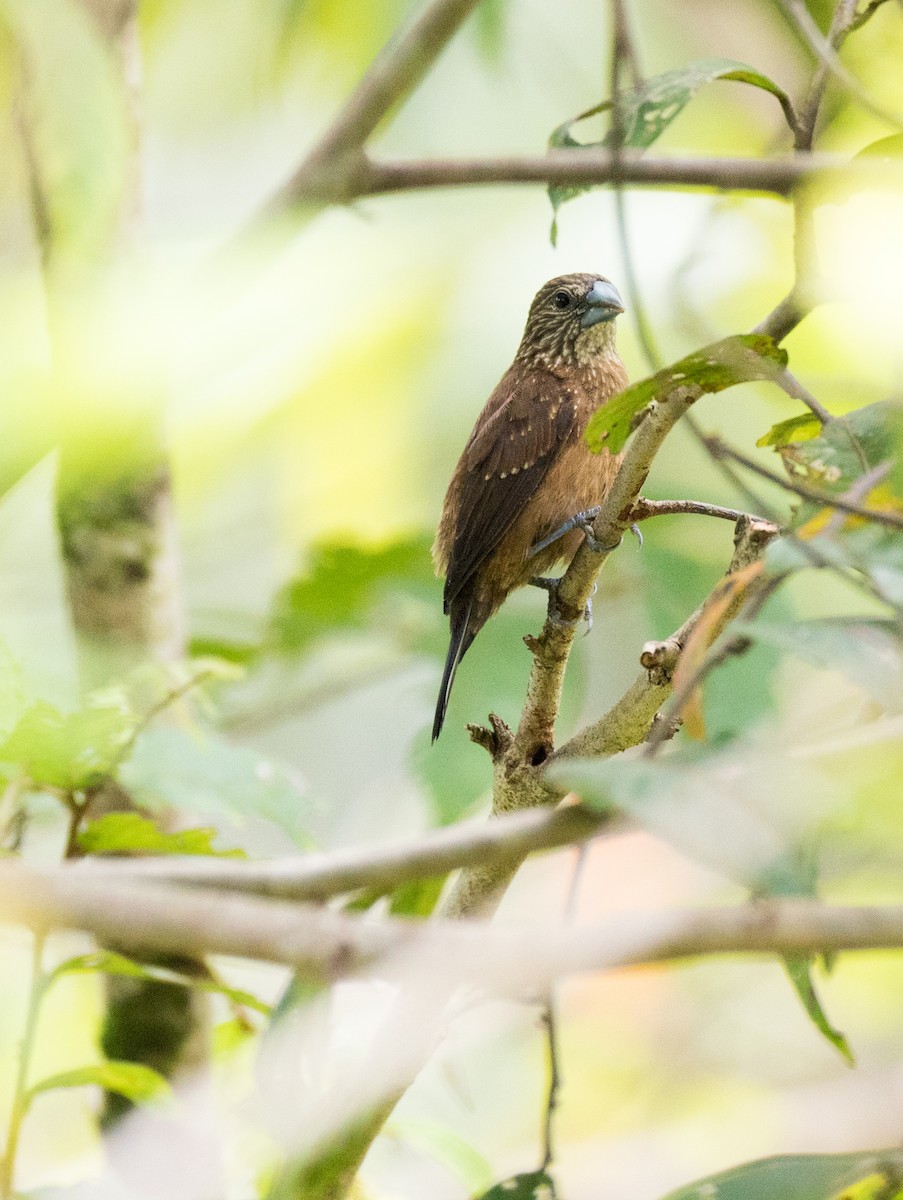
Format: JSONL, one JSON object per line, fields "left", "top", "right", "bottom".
{"left": 432, "top": 589, "right": 480, "bottom": 741}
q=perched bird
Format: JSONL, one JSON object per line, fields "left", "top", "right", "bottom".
{"left": 431, "top": 272, "right": 627, "bottom": 741}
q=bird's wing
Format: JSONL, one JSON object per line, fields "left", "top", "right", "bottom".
{"left": 443, "top": 368, "right": 579, "bottom": 609}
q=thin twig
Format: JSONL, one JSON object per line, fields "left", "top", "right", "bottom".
{"left": 630, "top": 498, "right": 757, "bottom": 524}
{"left": 705, "top": 436, "right": 903, "bottom": 530}
{"left": 608, "top": 0, "right": 664, "bottom": 373}
{"left": 358, "top": 149, "right": 897, "bottom": 201}
{"left": 540, "top": 1001, "right": 560, "bottom": 1172}
{"left": 288, "top": 0, "right": 484, "bottom": 174}
{"left": 784, "top": 0, "right": 903, "bottom": 146}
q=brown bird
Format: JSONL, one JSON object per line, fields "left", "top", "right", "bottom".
{"left": 431, "top": 272, "right": 627, "bottom": 741}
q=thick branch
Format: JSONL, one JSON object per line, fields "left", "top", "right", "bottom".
{"left": 5, "top": 864, "right": 903, "bottom": 986}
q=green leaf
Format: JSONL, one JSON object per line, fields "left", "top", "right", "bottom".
{"left": 549, "top": 59, "right": 794, "bottom": 239}
{"left": 47, "top": 950, "right": 269, "bottom": 1014}
{"left": 660, "top": 1149, "right": 903, "bottom": 1200}
{"left": 784, "top": 955, "right": 854, "bottom": 1065}
{"left": 28, "top": 1061, "right": 172, "bottom": 1107}
{"left": 0, "top": 696, "right": 136, "bottom": 791}
{"left": 476, "top": 1170, "right": 557, "bottom": 1200}
{"left": 269, "top": 536, "right": 435, "bottom": 655}
{"left": 585, "top": 335, "right": 788, "bottom": 454}
{"left": 757, "top": 412, "right": 823, "bottom": 448}
{"left": 77, "top": 812, "right": 242, "bottom": 857}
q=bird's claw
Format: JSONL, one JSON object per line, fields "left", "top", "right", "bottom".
{"left": 530, "top": 576, "right": 594, "bottom": 633}
{"left": 529, "top": 506, "right": 602, "bottom": 558}
{"left": 630, "top": 522, "right": 644, "bottom": 548}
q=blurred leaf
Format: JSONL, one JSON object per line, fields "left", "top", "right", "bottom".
{"left": 0, "top": 696, "right": 136, "bottom": 791}
{"left": 28, "top": 1061, "right": 172, "bottom": 1107}
{"left": 473, "top": 0, "right": 509, "bottom": 62}
{"left": 77, "top": 812, "right": 242, "bottom": 857}
{"left": 213, "top": 1017, "right": 257, "bottom": 1059}
{"left": 388, "top": 875, "right": 446, "bottom": 916}
{"left": 757, "top": 412, "right": 823, "bottom": 447}
{"left": 857, "top": 133, "right": 903, "bottom": 161}
{"left": 672, "top": 560, "right": 764, "bottom": 740}
{"left": 48, "top": 950, "right": 269, "bottom": 1014}
{"left": 660, "top": 1150, "right": 903, "bottom": 1200}
{"left": 549, "top": 749, "right": 828, "bottom": 893}
{"left": 784, "top": 955, "right": 854, "bottom": 1065}
{"left": 120, "top": 725, "right": 315, "bottom": 846}
{"left": 585, "top": 335, "right": 788, "bottom": 454}
{"left": 389, "top": 1118, "right": 494, "bottom": 1194}
{"left": 269, "top": 536, "right": 435, "bottom": 655}
{"left": 0, "top": 0, "right": 130, "bottom": 260}
{"left": 738, "top": 617, "right": 903, "bottom": 711}
{"left": 549, "top": 59, "right": 794, "bottom": 239}
{"left": 476, "top": 1170, "right": 557, "bottom": 1200}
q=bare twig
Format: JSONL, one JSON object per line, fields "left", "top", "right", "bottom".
{"left": 705, "top": 436, "right": 903, "bottom": 530}
{"left": 540, "top": 1001, "right": 560, "bottom": 1172}
{"left": 784, "top": 0, "right": 902, "bottom": 146}
{"left": 630, "top": 497, "right": 756, "bottom": 524}
{"left": 358, "top": 149, "right": 899, "bottom": 202}
{"left": 278, "top": 0, "right": 484, "bottom": 195}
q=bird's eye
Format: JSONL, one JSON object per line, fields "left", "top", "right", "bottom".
{"left": 553, "top": 290, "right": 572, "bottom": 309}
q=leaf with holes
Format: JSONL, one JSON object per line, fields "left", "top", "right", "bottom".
{"left": 757, "top": 412, "right": 823, "bottom": 448}
{"left": 549, "top": 58, "right": 795, "bottom": 240}
{"left": 585, "top": 335, "right": 787, "bottom": 454}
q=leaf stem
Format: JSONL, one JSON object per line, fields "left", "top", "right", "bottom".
{"left": 0, "top": 932, "right": 47, "bottom": 1200}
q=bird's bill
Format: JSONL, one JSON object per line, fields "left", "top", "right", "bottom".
{"left": 580, "top": 279, "right": 625, "bottom": 328}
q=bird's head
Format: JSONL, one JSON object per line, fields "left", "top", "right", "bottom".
{"left": 516, "top": 273, "right": 625, "bottom": 368}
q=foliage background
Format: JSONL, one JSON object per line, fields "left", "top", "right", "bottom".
{"left": 1, "top": 0, "right": 903, "bottom": 1196}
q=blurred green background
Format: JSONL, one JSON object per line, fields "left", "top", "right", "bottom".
{"left": 2, "top": 0, "right": 903, "bottom": 1196}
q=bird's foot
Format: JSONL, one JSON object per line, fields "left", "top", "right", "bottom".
{"left": 529, "top": 506, "right": 602, "bottom": 558}
{"left": 529, "top": 576, "right": 594, "bottom": 632}
{"left": 630, "top": 522, "right": 644, "bottom": 548}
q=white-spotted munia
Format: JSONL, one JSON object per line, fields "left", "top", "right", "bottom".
{"left": 431, "top": 273, "right": 627, "bottom": 740}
